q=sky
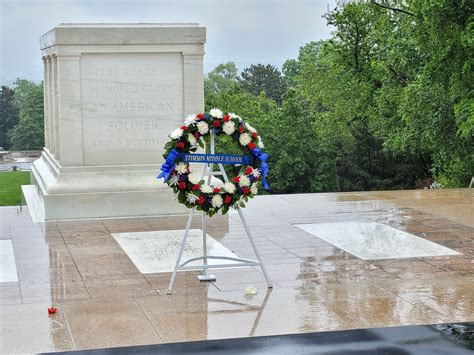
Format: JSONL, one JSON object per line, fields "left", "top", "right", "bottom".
{"left": 0, "top": 0, "right": 334, "bottom": 86}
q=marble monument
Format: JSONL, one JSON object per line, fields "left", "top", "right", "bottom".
{"left": 22, "top": 24, "right": 206, "bottom": 220}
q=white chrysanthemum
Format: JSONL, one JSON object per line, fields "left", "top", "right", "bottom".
{"left": 200, "top": 184, "right": 213, "bottom": 193}
{"left": 224, "top": 182, "right": 236, "bottom": 194}
{"left": 209, "top": 108, "right": 223, "bottom": 118}
{"left": 251, "top": 183, "right": 258, "bottom": 195}
{"left": 257, "top": 138, "right": 265, "bottom": 149}
{"left": 197, "top": 121, "right": 209, "bottom": 135}
{"left": 228, "top": 112, "right": 241, "bottom": 120}
{"left": 169, "top": 174, "right": 179, "bottom": 186}
{"left": 245, "top": 123, "right": 257, "bottom": 134}
{"left": 211, "top": 194, "right": 223, "bottom": 208}
{"left": 169, "top": 128, "right": 183, "bottom": 139}
{"left": 188, "top": 133, "right": 197, "bottom": 146}
{"left": 175, "top": 162, "right": 188, "bottom": 175}
{"left": 184, "top": 114, "right": 197, "bottom": 125}
{"left": 234, "top": 196, "right": 245, "bottom": 207}
{"left": 238, "top": 175, "right": 251, "bottom": 187}
{"left": 186, "top": 193, "right": 198, "bottom": 204}
{"left": 188, "top": 173, "right": 201, "bottom": 185}
{"left": 252, "top": 168, "right": 261, "bottom": 178}
{"left": 239, "top": 133, "right": 252, "bottom": 146}
{"left": 222, "top": 121, "right": 236, "bottom": 135}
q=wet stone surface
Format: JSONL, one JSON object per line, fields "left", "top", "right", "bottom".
{"left": 0, "top": 188, "right": 473, "bottom": 352}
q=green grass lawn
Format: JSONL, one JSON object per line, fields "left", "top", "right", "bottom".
{"left": 0, "top": 171, "right": 30, "bottom": 206}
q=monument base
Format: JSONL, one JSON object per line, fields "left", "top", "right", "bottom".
{"left": 23, "top": 149, "right": 188, "bottom": 220}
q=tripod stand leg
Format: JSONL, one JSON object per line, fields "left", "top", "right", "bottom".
{"left": 237, "top": 206, "right": 273, "bottom": 288}
{"left": 197, "top": 212, "right": 216, "bottom": 281}
{"left": 167, "top": 207, "right": 196, "bottom": 294}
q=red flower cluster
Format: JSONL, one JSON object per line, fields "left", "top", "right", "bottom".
{"left": 178, "top": 181, "right": 187, "bottom": 189}
{"left": 176, "top": 142, "right": 185, "bottom": 149}
{"left": 197, "top": 195, "right": 205, "bottom": 205}
{"left": 213, "top": 120, "right": 220, "bottom": 128}
{"left": 196, "top": 113, "right": 205, "bottom": 120}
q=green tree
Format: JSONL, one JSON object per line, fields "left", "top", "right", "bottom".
{"left": 0, "top": 86, "right": 19, "bottom": 149}
{"left": 238, "top": 64, "right": 287, "bottom": 104}
{"left": 8, "top": 79, "right": 44, "bottom": 150}
{"left": 204, "top": 62, "right": 238, "bottom": 96}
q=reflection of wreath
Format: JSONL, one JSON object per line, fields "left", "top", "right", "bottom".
{"left": 157, "top": 108, "right": 269, "bottom": 217}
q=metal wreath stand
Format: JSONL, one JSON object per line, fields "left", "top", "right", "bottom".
{"left": 167, "top": 130, "right": 273, "bottom": 294}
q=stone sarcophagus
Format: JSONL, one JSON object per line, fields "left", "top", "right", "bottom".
{"left": 23, "top": 23, "right": 206, "bottom": 220}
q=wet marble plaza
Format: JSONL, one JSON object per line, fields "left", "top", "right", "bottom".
{"left": 0, "top": 189, "right": 473, "bottom": 353}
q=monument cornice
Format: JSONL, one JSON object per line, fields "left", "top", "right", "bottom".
{"left": 40, "top": 23, "right": 206, "bottom": 50}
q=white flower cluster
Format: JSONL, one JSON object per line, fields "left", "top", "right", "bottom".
{"left": 200, "top": 184, "right": 213, "bottom": 193}
{"left": 188, "top": 173, "right": 201, "bottom": 185}
{"left": 238, "top": 175, "right": 251, "bottom": 187}
{"left": 186, "top": 192, "right": 198, "bottom": 204}
{"left": 245, "top": 122, "right": 257, "bottom": 134}
{"left": 211, "top": 194, "right": 223, "bottom": 208}
{"left": 169, "top": 174, "right": 179, "bottom": 186}
{"left": 197, "top": 121, "right": 209, "bottom": 135}
{"left": 188, "top": 133, "right": 197, "bottom": 146}
{"left": 210, "top": 108, "right": 223, "bottom": 118}
{"left": 184, "top": 114, "right": 197, "bottom": 125}
{"left": 252, "top": 168, "right": 261, "bottom": 178}
{"left": 251, "top": 183, "right": 258, "bottom": 195}
{"left": 224, "top": 182, "right": 236, "bottom": 194}
{"left": 229, "top": 112, "right": 242, "bottom": 121}
{"left": 223, "top": 121, "right": 236, "bottom": 135}
{"left": 239, "top": 133, "right": 252, "bottom": 146}
{"left": 169, "top": 128, "right": 183, "bottom": 139}
{"left": 174, "top": 162, "right": 188, "bottom": 175}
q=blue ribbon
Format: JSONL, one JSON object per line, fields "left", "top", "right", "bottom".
{"left": 251, "top": 147, "right": 270, "bottom": 190}
{"left": 157, "top": 149, "right": 180, "bottom": 181}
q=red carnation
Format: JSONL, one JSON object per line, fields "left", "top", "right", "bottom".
{"left": 248, "top": 142, "right": 256, "bottom": 150}
{"left": 192, "top": 184, "right": 200, "bottom": 191}
{"left": 239, "top": 125, "right": 245, "bottom": 133}
{"left": 213, "top": 120, "right": 220, "bottom": 128}
{"left": 223, "top": 115, "right": 230, "bottom": 122}
{"left": 196, "top": 113, "right": 205, "bottom": 119}
{"left": 178, "top": 181, "right": 187, "bottom": 189}
{"left": 197, "top": 195, "right": 205, "bottom": 205}
{"left": 233, "top": 176, "right": 240, "bottom": 183}
{"left": 245, "top": 167, "right": 253, "bottom": 175}
{"left": 224, "top": 195, "right": 232, "bottom": 204}
{"left": 194, "top": 132, "right": 200, "bottom": 139}
{"left": 48, "top": 307, "right": 57, "bottom": 314}
{"left": 181, "top": 125, "right": 189, "bottom": 131}
{"left": 242, "top": 187, "right": 250, "bottom": 195}
{"left": 213, "top": 188, "right": 221, "bottom": 193}
{"left": 176, "top": 142, "right": 185, "bottom": 149}
{"left": 252, "top": 132, "right": 258, "bottom": 139}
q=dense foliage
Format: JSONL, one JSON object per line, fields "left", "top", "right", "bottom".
{"left": 0, "top": 79, "right": 44, "bottom": 150}
{"left": 1, "top": 1, "right": 472, "bottom": 192}
{"left": 206, "top": 0, "right": 473, "bottom": 192}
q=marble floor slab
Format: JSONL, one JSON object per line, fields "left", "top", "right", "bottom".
{"left": 112, "top": 229, "right": 241, "bottom": 273}
{"left": 0, "top": 239, "right": 18, "bottom": 282}
{"left": 295, "top": 222, "right": 461, "bottom": 260}
{"left": 1, "top": 188, "right": 472, "bottom": 353}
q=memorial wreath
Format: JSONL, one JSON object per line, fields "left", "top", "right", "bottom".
{"left": 157, "top": 108, "right": 269, "bottom": 216}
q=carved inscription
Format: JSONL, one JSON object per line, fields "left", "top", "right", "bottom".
{"left": 80, "top": 53, "right": 184, "bottom": 165}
